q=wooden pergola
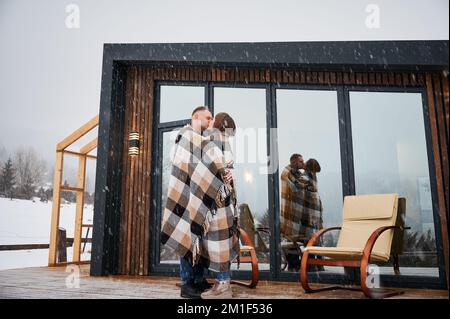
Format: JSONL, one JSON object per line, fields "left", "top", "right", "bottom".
{"left": 48, "top": 115, "right": 99, "bottom": 266}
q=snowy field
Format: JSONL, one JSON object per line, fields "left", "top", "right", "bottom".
{"left": 0, "top": 197, "right": 93, "bottom": 270}
{"left": 0, "top": 198, "right": 439, "bottom": 277}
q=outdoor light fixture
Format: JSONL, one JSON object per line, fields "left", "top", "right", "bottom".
{"left": 129, "top": 132, "right": 140, "bottom": 156}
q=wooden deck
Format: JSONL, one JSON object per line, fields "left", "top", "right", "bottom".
{"left": 0, "top": 265, "right": 447, "bottom": 299}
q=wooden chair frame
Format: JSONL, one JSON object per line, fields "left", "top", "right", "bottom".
{"left": 231, "top": 228, "right": 259, "bottom": 288}
{"left": 300, "top": 224, "right": 410, "bottom": 298}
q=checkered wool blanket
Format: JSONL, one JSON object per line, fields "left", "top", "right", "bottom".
{"left": 160, "top": 126, "right": 239, "bottom": 272}
{"left": 280, "top": 165, "right": 323, "bottom": 241}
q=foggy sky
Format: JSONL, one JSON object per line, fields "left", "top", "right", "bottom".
{"left": 0, "top": 0, "right": 448, "bottom": 170}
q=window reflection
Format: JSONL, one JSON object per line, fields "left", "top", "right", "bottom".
{"left": 214, "top": 87, "right": 270, "bottom": 271}
{"left": 276, "top": 89, "right": 343, "bottom": 273}
{"left": 159, "top": 86, "right": 204, "bottom": 123}
{"left": 350, "top": 91, "right": 438, "bottom": 276}
{"left": 160, "top": 129, "right": 181, "bottom": 264}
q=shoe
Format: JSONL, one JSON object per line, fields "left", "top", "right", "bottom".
{"left": 180, "top": 283, "right": 202, "bottom": 299}
{"left": 201, "top": 280, "right": 232, "bottom": 299}
{"left": 194, "top": 279, "right": 213, "bottom": 292}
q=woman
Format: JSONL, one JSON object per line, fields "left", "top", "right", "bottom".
{"left": 299, "top": 158, "right": 323, "bottom": 237}
{"left": 300, "top": 158, "right": 324, "bottom": 272}
{"left": 200, "top": 112, "right": 239, "bottom": 299}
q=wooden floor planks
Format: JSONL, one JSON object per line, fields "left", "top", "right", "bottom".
{"left": 0, "top": 265, "right": 448, "bottom": 299}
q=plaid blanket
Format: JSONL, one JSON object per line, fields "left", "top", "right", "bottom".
{"left": 280, "top": 165, "right": 323, "bottom": 241}
{"left": 160, "top": 126, "right": 239, "bottom": 272}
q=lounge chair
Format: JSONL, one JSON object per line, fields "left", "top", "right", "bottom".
{"left": 300, "top": 193, "right": 409, "bottom": 298}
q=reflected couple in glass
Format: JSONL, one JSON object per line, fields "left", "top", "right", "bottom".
{"left": 280, "top": 153, "right": 324, "bottom": 272}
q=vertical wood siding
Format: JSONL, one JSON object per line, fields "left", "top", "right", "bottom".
{"left": 118, "top": 65, "right": 449, "bottom": 280}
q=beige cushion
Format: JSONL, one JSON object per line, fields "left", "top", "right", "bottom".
{"left": 342, "top": 193, "right": 398, "bottom": 220}
{"left": 337, "top": 220, "right": 396, "bottom": 258}
{"left": 338, "top": 194, "right": 398, "bottom": 258}
{"left": 304, "top": 246, "right": 390, "bottom": 262}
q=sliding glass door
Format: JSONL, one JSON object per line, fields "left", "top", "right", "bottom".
{"left": 151, "top": 81, "right": 445, "bottom": 287}
{"left": 348, "top": 89, "right": 441, "bottom": 279}
{"left": 276, "top": 88, "right": 343, "bottom": 275}
{"left": 213, "top": 86, "right": 270, "bottom": 272}
{"left": 153, "top": 84, "right": 206, "bottom": 271}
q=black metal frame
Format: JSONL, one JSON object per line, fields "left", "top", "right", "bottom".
{"left": 91, "top": 62, "right": 127, "bottom": 276}
{"left": 92, "top": 41, "right": 448, "bottom": 289}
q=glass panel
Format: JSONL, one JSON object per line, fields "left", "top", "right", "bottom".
{"left": 350, "top": 91, "right": 439, "bottom": 277}
{"left": 214, "top": 87, "right": 270, "bottom": 272}
{"left": 160, "top": 129, "right": 181, "bottom": 264}
{"left": 276, "top": 89, "right": 343, "bottom": 274}
{"left": 159, "top": 86, "right": 204, "bottom": 123}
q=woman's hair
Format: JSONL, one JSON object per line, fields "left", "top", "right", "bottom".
{"left": 213, "top": 112, "right": 236, "bottom": 135}
{"left": 306, "top": 158, "right": 321, "bottom": 173}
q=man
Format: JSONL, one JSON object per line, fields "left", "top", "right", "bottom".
{"left": 161, "top": 106, "right": 213, "bottom": 298}
{"left": 280, "top": 153, "right": 306, "bottom": 271}
{"left": 161, "top": 106, "right": 235, "bottom": 299}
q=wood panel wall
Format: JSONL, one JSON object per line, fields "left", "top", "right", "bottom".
{"left": 118, "top": 65, "right": 449, "bottom": 283}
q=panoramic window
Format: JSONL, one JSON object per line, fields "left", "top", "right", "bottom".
{"left": 159, "top": 85, "right": 205, "bottom": 123}
{"left": 214, "top": 87, "right": 270, "bottom": 271}
{"left": 158, "top": 85, "right": 205, "bottom": 265}
{"left": 276, "top": 89, "right": 343, "bottom": 273}
{"left": 350, "top": 91, "right": 439, "bottom": 277}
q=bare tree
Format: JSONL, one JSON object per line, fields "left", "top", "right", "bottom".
{"left": 13, "top": 147, "right": 46, "bottom": 199}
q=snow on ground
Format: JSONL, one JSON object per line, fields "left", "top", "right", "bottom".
{"left": 0, "top": 197, "right": 93, "bottom": 270}
{"left": 0, "top": 198, "right": 439, "bottom": 277}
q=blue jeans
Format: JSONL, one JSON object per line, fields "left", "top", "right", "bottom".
{"left": 217, "top": 271, "right": 230, "bottom": 281}
{"left": 216, "top": 262, "right": 231, "bottom": 281}
{"left": 180, "top": 257, "right": 231, "bottom": 284}
{"left": 179, "top": 257, "right": 206, "bottom": 285}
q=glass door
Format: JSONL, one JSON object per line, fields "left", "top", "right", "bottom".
{"left": 275, "top": 87, "right": 344, "bottom": 276}
{"left": 348, "top": 89, "right": 443, "bottom": 280}
{"left": 150, "top": 80, "right": 446, "bottom": 288}
{"left": 152, "top": 83, "right": 206, "bottom": 272}
{"left": 213, "top": 86, "right": 271, "bottom": 274}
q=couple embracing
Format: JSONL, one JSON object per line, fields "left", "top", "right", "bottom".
{"left": 161, "top": 106, "right": 239, "bottom": 299}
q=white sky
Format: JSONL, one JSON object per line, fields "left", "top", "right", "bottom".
{"left": 0, "top": 0, "right": 448, "bottom": 166}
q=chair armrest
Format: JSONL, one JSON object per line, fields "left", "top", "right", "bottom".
{"left": 306, "top": 227, "right": 341, "bottom": 247}
{"left": 239, "top": 228, "right": 255, "bottom": 247}
{"left": 362, "top": 225, "right": 401, "bottom": 260}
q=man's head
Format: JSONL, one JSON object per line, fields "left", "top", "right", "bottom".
{"left": 290, "top": 153, "right": 305, "bottom": 170}
{"left": 191, "top": 106, "right": 213, "bottom": 132}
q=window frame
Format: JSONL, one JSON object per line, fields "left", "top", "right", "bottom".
{"left": 149, "top": 80, "right": 446, "bottom": 289}
{"left": 343, "top": 85, "right": 447, "bottom": 286}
